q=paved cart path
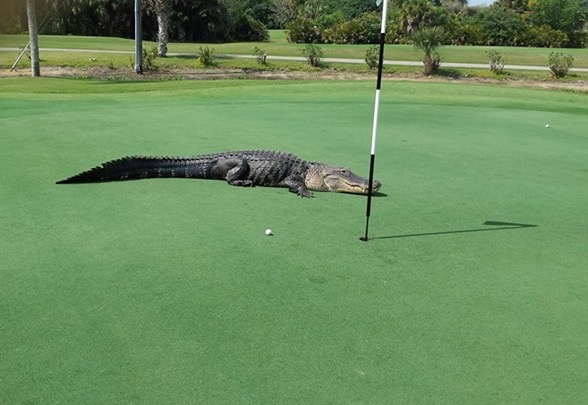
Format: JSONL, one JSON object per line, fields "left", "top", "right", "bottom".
{"left": 2, "top": 47, "right": 587, "bottom": 72}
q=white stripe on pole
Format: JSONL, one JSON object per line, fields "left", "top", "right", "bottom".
{"left": 361, "top": 0, "right": 388, "bottom": 241}
{"left": 370, "top": 90, "right": 381, "bottom": 155}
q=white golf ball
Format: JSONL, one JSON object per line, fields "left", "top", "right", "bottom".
{"left": 265, "top": 229, "right": 273, "bottom": 236}
{"left": 545, "top": 124, "right": 550, "bottom": 128}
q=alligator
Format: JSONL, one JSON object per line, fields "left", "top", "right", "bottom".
{"left": 56, "top": 150, "right": 382, "bottom": 198}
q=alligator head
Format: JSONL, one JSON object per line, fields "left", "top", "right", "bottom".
{"left": 305, "top": 163, "right": 382, "bottom": 195}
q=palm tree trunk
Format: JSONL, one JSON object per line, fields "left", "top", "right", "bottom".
{"left": 423, "top": 53, "right": 433, "bottom": 75}
{"left": 157, "top": 10, "right": 169, "bottom": 57}
{"left": 155, "top": 0, "right": 170, "bottom": 57}
{"left": 26, "top": 0, "right": 40, "bottom": 77}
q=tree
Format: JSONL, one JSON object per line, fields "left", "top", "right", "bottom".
{"left": 469, "top": 4, "right": 527, "bottom": 46}
{"left": 496, "top": 0, "right": 529, "bottom": 12}
{"left": 529, "top": 0, "right": 588, "bottom": 47}
{"left": 0, "top": 0, "right": 26, "bottom": 34}
{"left": 244, "top": 0, "right": 277, "bottom": 28}
{"left": 441, "top": 0, "right": 467, "bottom": 14}
{"left": 322, "top": 0, "right": 378, "bottom": 19}
{"left": 390, "top": 0, "right": 450, "bottom": 43}
{"left": 410, "top": 26, "right": 447, "bottom": 75}
{"left": 26, "top": 0, "right": 40, "bottom": 77}
{"left": 272, "top": 0, "right": 300, "bottom": 28}
{"left": 147, "top": 0, "right": 171, "bottom": 56}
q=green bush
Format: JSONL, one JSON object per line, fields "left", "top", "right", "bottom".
{"left": 548, "top": 52, "right": 574, "bottom": 78}
{"left": 286, "top": 16, "right": 324, "bottom": 43}
{"left": 198, "top": 46, "right": 216, "bottom": 67}
{"left": 142, "top": 46, "right": 158, "bottom": 71}
{"left": 326, "top": 12, "right": 380, "bottom": 44}
{"left": 525, "top": 25, "right": 568, "bottom": 48}
{"left": 468, "top": 5, "right": 527, "bottom": 46}
{"left": 253, "top": 47, "right": 268, "bottom": 65}
{"left": 301, "top": 44, "right": 323, "bottom": 67}
{"left": 486, "top": 49, "right": 505, "bottom": 75}
{"left": 454, "top": 23, "right": 486, "bottom": 46}
{"left": 365, "top": 45, "right": 379, "bottom": 70}
{"left": 287, "top": 11, "right": 380, "bottom": 45}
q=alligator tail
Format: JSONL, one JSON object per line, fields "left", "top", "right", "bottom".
{"left": 56, "top": 156, "right": 205, "bottom": 184}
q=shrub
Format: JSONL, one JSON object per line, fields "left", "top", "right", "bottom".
{"left": 365, "top": 45, "right": 379, "bottom": 70}
{"left": 302, "top": 44, "right": 323, "bottom": 67}
{"left": 286, "top": 11, "right": 380, "bottom": 45}
{"left": 455, "top": 23, "right": 486, "bottom": 46}
{"left": 486, "top": 49, "right": 505, "bottom": 75}
{"left": 286, "top": 16, "right": 323, "bottom": 43}
{"left": 326, "top": 12, "right": 381, "bottom": 44}
{"left": 253, "top": 47, "right": 268, "bottom": 65}
{"left": 548, "top": 52, "right": 574, "bottom": 78}
{"left": 525, "top": 25, "right": 568, "bottom": 48}
{"left": 198, "top": 46, "right": 216, "bottom": 67}
{"left": 469, "top": 5, "right": 527, "bottom": 46}
{"left": 142, "top": 46, "right": 158, "bottom": 71}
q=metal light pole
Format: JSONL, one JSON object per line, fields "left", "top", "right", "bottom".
{"left": 134, "top": 0, "right": 143, "bottom": 74}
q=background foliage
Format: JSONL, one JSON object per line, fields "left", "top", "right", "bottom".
{"left": 0, "top": 0, "right": 586, "bottom": 47}
{"left": 0, "top": 0, "right": 270, "bottom": 42}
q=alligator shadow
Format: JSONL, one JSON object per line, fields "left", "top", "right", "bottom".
{"left": 371, "top": 221, "right": 537, "bottom": 240}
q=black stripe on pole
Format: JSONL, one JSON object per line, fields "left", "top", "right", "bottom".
{"left": 360, "top": 154, "right": 377, "bottom": 241}
{"left": 375, "top": 32, "right": 386, "bottom": 90}
{"left": 360, "top": 32, "right": 387, "bottom": 242}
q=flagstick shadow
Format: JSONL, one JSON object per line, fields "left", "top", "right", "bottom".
{"left": 370, "top": 221, "right": 538, "bottom": 240}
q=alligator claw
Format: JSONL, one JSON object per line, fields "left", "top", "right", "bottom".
{"left": 229, "top": 179, "right": 254, "bottom": 187}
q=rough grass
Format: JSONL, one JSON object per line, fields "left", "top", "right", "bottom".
{"left": 1, "top": 30, "right": 587, "bottom": 69}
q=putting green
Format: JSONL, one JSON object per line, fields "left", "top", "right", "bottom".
{"left": 1, "top": 78, "right": 587, "bottom": 403}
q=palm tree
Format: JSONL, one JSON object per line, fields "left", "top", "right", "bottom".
{"left": 26, "top": 0, "right": 40, "bottom": 76}
{"left": 147, "top": 0, "right": 172, "bottom": 57}
{"left": 410, "top": 26, "right": 447, "bottom": 75}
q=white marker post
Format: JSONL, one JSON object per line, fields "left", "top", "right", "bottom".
{"left": 361, "top": 0, "right": 389, "bottom": 242}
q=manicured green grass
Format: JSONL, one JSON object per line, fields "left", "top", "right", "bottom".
{"left": 1, "top": 78, "right": 587, "bottom": 403}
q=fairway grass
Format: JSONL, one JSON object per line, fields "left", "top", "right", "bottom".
{"left": 1, "top": 78, "right": 587, "bottom": 403}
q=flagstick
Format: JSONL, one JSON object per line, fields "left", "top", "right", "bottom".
{"left": 361, "top": 0, "right": 388, "bottom": 242}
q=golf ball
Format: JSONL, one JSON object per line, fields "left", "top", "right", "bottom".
{"left": 545, "top": 124, "right": 550, "bottom": 128}
{"left": 265, "top": 229, "right": 273, "bottom": 236}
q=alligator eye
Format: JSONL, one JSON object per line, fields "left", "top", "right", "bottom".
{"left": 339, "top": 169, "right": 348, "bottom": 174}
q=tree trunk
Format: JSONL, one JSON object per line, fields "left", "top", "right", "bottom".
{"left": 423, "top": 52, "right": 433, "bottom": 75}
{"left": 26, "top": 0, "right": 40, "bottom": 77}
{"left": 155, "top": 0, "right": 170, "bottom": 57}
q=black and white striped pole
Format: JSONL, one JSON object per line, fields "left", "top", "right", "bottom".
{"left": 361, "top": 0, "right": 388, "bottom": 242}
